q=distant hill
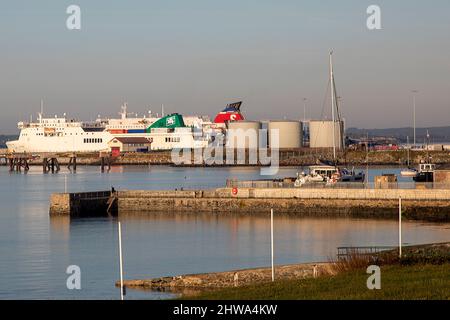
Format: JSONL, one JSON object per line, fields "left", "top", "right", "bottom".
{"left": 0, "top": 135, "right": 17, "bottom": 149}
{"left": 346, "top": 126, "right": 450, "bottom": 143}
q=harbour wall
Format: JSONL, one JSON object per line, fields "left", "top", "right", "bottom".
{"left": 4, "top": 149, "right": 450, "bottom": 167}
{"left": 49, "top": 188, "right": 450, "bottom": 221}
{"left": 49, "top": 191, "right": 114, "bottom": 217}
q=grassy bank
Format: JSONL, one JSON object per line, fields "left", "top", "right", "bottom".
{"left": 188, "top": 263, "right": 449, "bottom": 300}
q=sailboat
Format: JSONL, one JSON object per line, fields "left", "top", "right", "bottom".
{"left": 401, "top": 136, "right": 418, "bottom": 177}
{"left": 295, "top": 52, "right": 365, "bottom": 187}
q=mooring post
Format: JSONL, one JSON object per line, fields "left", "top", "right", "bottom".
{"left": 68, "top": 153, "right": 77, "bottom": 171}
{"left": 118, "top": 221, "right": 125, "bottom": 300}
{"left": 73, "top": 154, "right": 77, "bottom": 171}
{"left": 271, "top": 208, "right": 274, "bottom": 282}
{"left": 23, "top": 158, "right": 29, "bottom": 171}
{"left": 399, "top": 196, "right": 402, "bottom": 258}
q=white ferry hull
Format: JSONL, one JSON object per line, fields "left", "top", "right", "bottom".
{"left": 7, "top": 104, "right": 211, "bottom": 153}
{"left": 7, "top": 128, "right": 208, "bottom": 153}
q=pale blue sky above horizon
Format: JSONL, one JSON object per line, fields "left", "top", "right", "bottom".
{"left": 1, "top": 0, "right": 449, "bottom": 134}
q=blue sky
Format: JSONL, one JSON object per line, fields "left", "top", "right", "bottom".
{"left": 1, "top": 0, "right": 449, "bottom": 133}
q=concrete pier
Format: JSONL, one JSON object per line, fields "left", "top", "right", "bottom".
{"left": 49, "top": 191, "right": 116, "bottom": 217}
{"left": 2, "top": 149, "right": 450, "bottom": 168}
{"left": 49, "top": 187, "right": 450, "bottom": 221}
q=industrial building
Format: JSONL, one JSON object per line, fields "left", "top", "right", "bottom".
{"left": 309, "top": 120, "right": 344, "bottom": 149}
{"left": 267, "top": 120, "right": 303, "bottom": 149}
{"left": 226, "top": 121, "right": 261, "bottom": 149}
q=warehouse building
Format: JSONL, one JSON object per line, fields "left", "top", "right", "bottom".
{"left": 108, "top": 137, "right": 152, "bottom": 154}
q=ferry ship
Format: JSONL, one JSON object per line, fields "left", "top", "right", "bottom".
{"left": 6, "top": 101, "right": 246, "bottom": 153}
{"left": 6, "top": 103, "right": 212, "bottom": 153}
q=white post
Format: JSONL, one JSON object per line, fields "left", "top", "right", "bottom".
{"left": 398, "top": 197, "right": 402, "bottom": 258}
{"left": 118, "top": 221, "right": 124, "bottom": 300}
{"left": 366, "top": 133, "right": 369, "bottom": 187}
{"left": 271, "top": 208, "right": 274, "bottom": 282}
{"left": 413, "top": 98, "right": 416, "bottom": 147}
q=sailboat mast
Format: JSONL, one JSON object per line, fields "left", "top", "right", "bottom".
{"left": 330, "top": 52, "right": 336, "bottom": 162}
{"left": 406, "top": 136, "right": 410, "bottom": 167}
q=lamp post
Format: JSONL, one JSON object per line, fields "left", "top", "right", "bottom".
{"left": 412, "top": 90, "right": 418, "bottom": 147}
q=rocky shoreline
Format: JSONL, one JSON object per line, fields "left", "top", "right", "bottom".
{"left": 116, "top": 262, "right": 335, "bottom": 291}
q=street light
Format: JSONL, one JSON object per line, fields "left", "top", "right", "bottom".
{"left": 412, "top": 90, "right": 418, "bottom": 147}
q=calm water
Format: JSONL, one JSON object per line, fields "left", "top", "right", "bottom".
{"left": 0, "top": 165, "right": 449, "bottom": 299}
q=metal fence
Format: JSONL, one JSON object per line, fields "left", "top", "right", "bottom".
{"left": 70, "top": 191, "right": 112, "bottom": 200}
{"left": 337, "top": 246, "right": 397, "bottom": 260}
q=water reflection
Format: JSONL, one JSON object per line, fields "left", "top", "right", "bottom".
{"left": 1, "top": 165, "right": 449, "bottom": 299}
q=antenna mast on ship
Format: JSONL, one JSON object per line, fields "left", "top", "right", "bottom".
{"left": 38, "top": 99, "right": 44, "bottom": 123}
{"left": 120, "top": 103, "right": 128, "bottom": 120}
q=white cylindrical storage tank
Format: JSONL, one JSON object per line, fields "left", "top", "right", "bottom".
{"left": 309, "top": 120, "right": 344, "bottom": 149}
{"left": 268, "top": 120, "right": 302, "bottom": 149}
{"left": 227, "top": 121, "right": 261, "bottom": 149}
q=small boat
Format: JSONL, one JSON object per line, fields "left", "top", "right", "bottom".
{"left": 294, "top": 165, "right": 365, "bottom": 187}
{"left": 412, "top": 131, "right": 435, "bottom": 182}
{"left": 340, "top": 167, "right": 365, "bottom": 182}
{"left": 413, "top": 162, "right": 435, "bottom": 182}
{"left": 400, "top": 168, "right": 418, "bottom": 177}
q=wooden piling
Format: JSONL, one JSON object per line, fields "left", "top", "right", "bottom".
{"left": 68, "top": 153, "right": 77, "bottom": 171}
{"left": 43, "top": 158, "right": 48, "bottom": 173}
{"left": 100, "top": 151, "right": 112, "bottom": 172}
{"left": 7, "top": 154, "right": 30, "bottom": 172}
